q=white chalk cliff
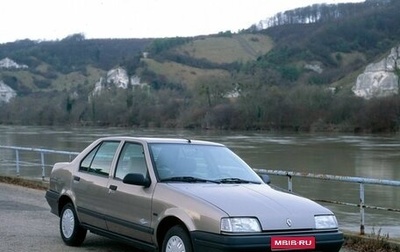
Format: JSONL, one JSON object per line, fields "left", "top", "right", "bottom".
{"left": 0, "top": 57, "right": 26, "bottom": 103}
{"left": 353, "top": 46, "right": 400, "bottom": 99}
{"left": 0, "top": 57, "right": 28, "bottom": 69}
{"left": 90, "top": 67, "right": 147, "bottom": 97}
{"left": 107, "top": 67, "right": 130, "bottom": 89}
{"left": 0, "top": 80, "right": 17, "bottom": 103}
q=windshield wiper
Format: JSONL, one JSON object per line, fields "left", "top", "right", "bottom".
{"left": 160, "top": 176, "right": 220, "bottom": 184}
{"left": 216, "top": 178, "right": 261, "bottom": 184}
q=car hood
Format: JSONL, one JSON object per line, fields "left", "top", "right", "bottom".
{"left": 168, "top": 183, "right": 333, "bottom": 230}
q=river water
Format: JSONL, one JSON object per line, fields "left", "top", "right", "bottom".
{"left": 0, "top": 125, "right": 399, "bottom": 237}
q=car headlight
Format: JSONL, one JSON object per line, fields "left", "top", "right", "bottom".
{"left": 220, "top": 217, "right": 261, "bottom": 233}
{"left": 315, "top": 215, "right": 338, "bottom": 229}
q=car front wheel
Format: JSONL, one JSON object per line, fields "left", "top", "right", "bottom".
{"left": 162, "top": 225, "right": 193, "bottom": 252}
{"left": 60, "top": 203, "right": 87, "bottom": 246}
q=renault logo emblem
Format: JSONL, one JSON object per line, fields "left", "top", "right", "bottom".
{"left": 286, "top": 218, "right": 292, "bottom": 227}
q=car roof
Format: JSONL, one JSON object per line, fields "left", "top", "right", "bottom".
{"left": 96, "top": 136, "right": 225, "bottom": 146}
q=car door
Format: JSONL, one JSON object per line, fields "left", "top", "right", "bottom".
{"left": 104, "top": 141, "right": 154, "bottom": 243}
{"left": 72, "top": 140, "right": 121, "bottom": 230}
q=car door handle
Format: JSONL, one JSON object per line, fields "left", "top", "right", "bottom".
{"left": 109, "top": 185, "right": 118, "bottom": 191}
{"left": 73, "top": 176, "right": 80, "bottom": 182}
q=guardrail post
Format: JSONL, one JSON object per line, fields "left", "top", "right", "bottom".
{"left": 360, "top": 183, "right": 365, "bottom": 235}
{"left": 287, "top": 174, "right": 293, "bottom": 192}
{"left": 15, "top": 149, "right": 20, "bottom": 177}
{"left": 40, "top": 152, "right": 45, "bottom": 181}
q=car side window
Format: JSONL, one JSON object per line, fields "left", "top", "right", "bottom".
{"left": 79, "top": 141, "right": 120, "bottom": 177}
{"left": 115, "top": 142, "right": 147, "bottom": 180}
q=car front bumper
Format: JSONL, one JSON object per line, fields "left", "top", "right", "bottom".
{"left": 191, "top": 229, "right": 343, "bottom": 252}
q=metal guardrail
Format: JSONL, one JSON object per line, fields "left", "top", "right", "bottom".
{"left": 0, "top": 145, "right": 79, "bottom": 180}
{"left": 0, "top": 145, "right": 399, "bottom": 235}
{"left": 254, "top": 169, "right": 400, "bottom": 235}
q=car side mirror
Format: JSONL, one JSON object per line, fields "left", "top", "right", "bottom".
{"left": 259, "top": 174, "right": 271, "bottom": 184}
{"left": 123, "top": 173, "right": 151, "bottom": 188}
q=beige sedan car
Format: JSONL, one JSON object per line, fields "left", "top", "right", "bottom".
{"left": 45, "top": 137, "right": 343, "bottom": 252}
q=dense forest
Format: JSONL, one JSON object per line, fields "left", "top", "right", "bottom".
{"left": 0, "top": 34, "right": 152, "bottom": 74}
{"left": 261, "top": 0, "right": 391, "bottom": 27}
{"left": 1, "top": 0, "right": 400, "bottom": 133}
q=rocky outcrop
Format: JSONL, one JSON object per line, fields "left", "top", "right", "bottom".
{"left": 0, "top": 57, "right": 28, "bottom": 69}
{"left": 90, "top": 67, "right": 147, "bottom": 97}
{"left": 0, "top": 80, "right": 17, "bottom": 103}
{"left": 304, "top": 63, "right": 323, "bottom": 74}
{"left": 106, "top": 67, "right": 129, "bottom": 89}
{"left": 352, "top": 46, "right": 400, "bottom": 99}
{"left": 92, "top": 77, "right": 105, "bottom": 96}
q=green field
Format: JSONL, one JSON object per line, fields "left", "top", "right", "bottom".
{"left": 175, "top": 34, "right": 273, "bottom": 64}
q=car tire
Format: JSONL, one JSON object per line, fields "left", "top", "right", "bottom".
{"left": 162, "top": 225, "right": 193, "bottom": 252}
{"left": 59, "top": 203, "right": 87, "bottom": 246}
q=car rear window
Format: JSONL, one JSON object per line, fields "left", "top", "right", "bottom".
{"left": 80, "top": 141, "right": 120, "bottom": 176}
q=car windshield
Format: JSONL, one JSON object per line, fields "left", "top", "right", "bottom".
{"left": 149, "top": 143, "right": 262, "bottom": 184}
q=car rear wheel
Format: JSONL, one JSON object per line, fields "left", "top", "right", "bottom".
{"left": 60, "top": 203, "right": 87, "bottom": 246}
{"left": 162, "top": 225, "right": 192, "bottom": 252}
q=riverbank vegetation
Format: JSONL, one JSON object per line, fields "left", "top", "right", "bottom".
{"left": 1, "top": 85, "right": 400, "bottom": 133}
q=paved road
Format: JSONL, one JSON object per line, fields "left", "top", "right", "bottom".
{"left": 0, "top": 182, "right": 354, "bottom": 252}
{"left": 0, "top": 182, "right": 143, "bottom": 252}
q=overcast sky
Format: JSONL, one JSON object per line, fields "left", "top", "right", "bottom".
{"left": 1, "top": 0, "right": 364, "bottom": 44}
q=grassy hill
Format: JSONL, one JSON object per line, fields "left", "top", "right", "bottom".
{"left": 1, "top": 64, "right": 106, "bottom": 94}
{"left": 140, "top": 33, "right": 273, "bottom": 88}
{"left": 173, "top": 34, "right": 273, "bottom": 64}
{"left": 141, "top": 58, "right": 231, "bottom": 89}
{"left": 2, "top": 0, "right": 398, "bottom": 95}
{"left": 0, "top": 33, "right": 273, "bottom": 94}
{"left": 0, "top": 37, "right": 152, "bottom": 94}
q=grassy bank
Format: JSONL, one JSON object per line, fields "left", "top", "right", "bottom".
{"left": 343, "top": 230, "right": 400, "bottom": 252}
{"left": 0, "top": 176, "right": 49, "bottom": 190}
